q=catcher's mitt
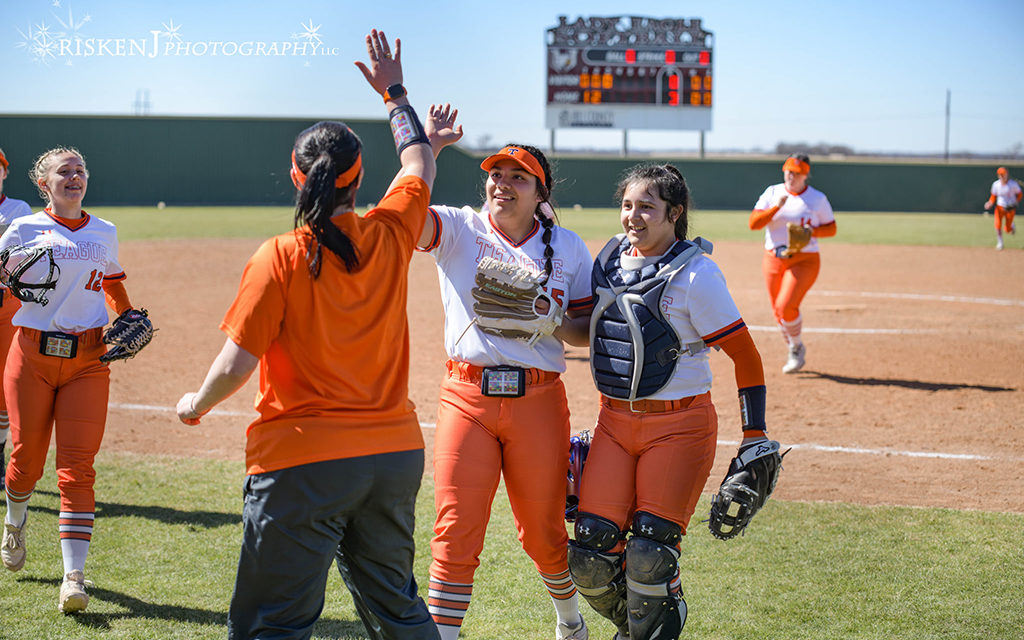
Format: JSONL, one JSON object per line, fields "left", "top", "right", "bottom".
{"left": 99, "top": 308, "right": 155, "bottom": 363}
{"left": 0, "top": 245, "right": 61, "bottom": 306}
{"left": 470, "top": 257, "right": 563, "bottom": 347}
{"left": 708, "top": 439, "right": 786, "bottom": 540}
{"left": 779, "top": 223, "right": 812, "bottom": 258}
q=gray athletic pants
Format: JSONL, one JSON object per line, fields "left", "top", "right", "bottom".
{"left": 226, "top": 449, "right": 439, "bottom": 640}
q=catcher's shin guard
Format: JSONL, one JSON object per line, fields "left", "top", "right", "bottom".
{"left": 625, "top": 512, "right": 686, "bottom": 640}
{"left": 568, "top": 513, "right": 628, "bottom": 634}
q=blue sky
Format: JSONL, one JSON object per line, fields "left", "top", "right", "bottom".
{"left": 2, "top": 0, "right": 1022, "bottom": 155}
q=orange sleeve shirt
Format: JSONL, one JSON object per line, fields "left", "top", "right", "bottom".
{"left": 221, "top": 175, "right": 431, "bottom": 475}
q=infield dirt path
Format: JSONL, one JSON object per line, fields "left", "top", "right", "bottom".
{"left": 104, "top": 238, "right": 1024, "bottom": 513}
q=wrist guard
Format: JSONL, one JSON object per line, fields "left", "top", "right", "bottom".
{"left": 738, "top": 385, "right": 766, "bottom": 430}
{"left": 388, "top": 105, "right": 429, "bottom": 155}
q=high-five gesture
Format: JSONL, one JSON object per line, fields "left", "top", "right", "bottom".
{"left": 354, "top": 29, "right": 403, "bottom": 99}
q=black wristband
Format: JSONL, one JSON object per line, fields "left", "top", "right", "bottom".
{"left": 388, "top": 105, "right": 429, "bottom": 155}
{"left": 738, "top": 385, "right": 767, "bottom": 430}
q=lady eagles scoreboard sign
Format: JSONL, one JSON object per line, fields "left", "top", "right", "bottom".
{"left": 546, "top": 16, "right": 713, "bottom": 131}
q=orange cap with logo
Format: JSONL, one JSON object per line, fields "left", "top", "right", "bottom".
{"left": 997, "top": 167, "right": 1008, "bottom": 176}
{"left": 480, "top": 146, "right": 546, "bottom": 185}
{"left": 782, "top": 156, "right": 810, "bottom": 174}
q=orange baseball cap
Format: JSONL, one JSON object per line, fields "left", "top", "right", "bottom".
{"left": 480, "top": 146, "right": 545, "bottom": 184}
{"left": 996, "top": 167, "right": 1008, "bottom": 176}
{"left": 782, "top": 156, "right": 810, "bottom": 174}
{"left": 0, "top": 149, "right": 8, "bottom": 170}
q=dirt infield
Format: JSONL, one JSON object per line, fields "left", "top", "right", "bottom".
{"left": 104, "top": 237, "right": 1024, "bottom": 514}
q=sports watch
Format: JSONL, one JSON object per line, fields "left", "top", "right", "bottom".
{"left": 383, "top": 83, "right": 406, "bottom": 102}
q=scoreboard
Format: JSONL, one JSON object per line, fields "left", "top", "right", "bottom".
{"left": 546, "top": 16, "right": 713, "bottom": 131}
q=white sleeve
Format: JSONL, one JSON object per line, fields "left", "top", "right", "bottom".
{"left": 565, "top": 233, "right": 594, "bottom": 309}
{"left": 754, "top": 185, "right": 776, "bottom": 210}
{"left": 426, "top": 205, "right": 472, "bottom": 260}
{"left": 684, "top": 259, "right": 742, "bottom": 339}
{"left": 815, "top": 193, "right": 835, "bottom": 225}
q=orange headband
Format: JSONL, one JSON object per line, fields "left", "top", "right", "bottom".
{"left": 290, "top": 150, "right": 362, "bottom": 190}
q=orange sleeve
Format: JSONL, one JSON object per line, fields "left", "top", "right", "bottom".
{"left": 718, "top": 327, "right": 765, "bottom": 389}
{"left": 749, "top": 206, "right": 778, "bottom": 230}
{"left": 101, "top": 279, "right": 132, "bottom": 315}
{"left": 718, "top": 327, "right": 767, "bottom": 435}
{"left": 812, "top": 220, "right": 837, "bottom": 238}
{"left": 220, "top": 237, "right": 288, "bottom": 358}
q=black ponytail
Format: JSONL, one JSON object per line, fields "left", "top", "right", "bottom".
{"left": 292, "top": 122, "right": 362, "bottom": 277}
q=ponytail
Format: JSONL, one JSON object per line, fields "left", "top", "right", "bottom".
{"left": 291, "top": 122, "right": 363, "bottom": 277}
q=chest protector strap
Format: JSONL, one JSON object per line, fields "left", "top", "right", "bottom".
{"left": 590, "top": 235, "right": 712, "bottom": 402}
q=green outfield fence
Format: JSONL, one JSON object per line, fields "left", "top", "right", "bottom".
{"left": 1, "top": 114, "right": 1019, "bottom": 212}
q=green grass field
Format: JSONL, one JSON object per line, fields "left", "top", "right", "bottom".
{"left": 89, "top": 205, "right": 1008, "bottom": 248}
{"left": 1, "top": 209, "right": 1020, "bottom": 638}
{"left": 0, "top": 452, "right": 1020, "bottom": 639}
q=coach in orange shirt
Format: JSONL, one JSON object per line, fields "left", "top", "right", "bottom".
{"left": 176, "top": 30, "right": 451, "bottom": 640}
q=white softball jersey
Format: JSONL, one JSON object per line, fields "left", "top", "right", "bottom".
{"left": 0, "top": 194, "right": 32, "bottom": 230}
{"left": 990, "top": 179, "right": 1022, "bottom": 207}
{"left": 754, "top": 184, "right": 835, "bottom": 252}
{"left": 0, "top": 210, "right": 124, "bottom": 333}
{"left": 422, "top": 205, "right": 594, "bottom": 373}
{"left": 619, "top": 250, "right": 743, "bottom": 400}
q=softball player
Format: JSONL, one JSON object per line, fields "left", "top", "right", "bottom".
{"left": 417, "top": 141, "right": 594, "bottom": 640}
{"left": 983, "top": 166, "right": 1021, "bottom": 250}
{"left": 1, "top": 147, "right": 142, "bottom": 614}
{"left": 749, "top": 154, "right": 837, "bottom": 373}
{"left": 176, "top": 30, "right": 441, "bottom": 640}
{"left": 0, "top": 148, "right": 33, "bottom": 496}
{"left": 571, "top": 164, "right": 770, "bottom": 640}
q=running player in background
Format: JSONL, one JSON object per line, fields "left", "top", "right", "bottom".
{"left": 983, "top": 167, "right": 1021, "bottom": 250}
{"left": 416, "top": 123, "right": 594, "bottom": 639}
{"left": 0, "top": 148, "right": 32, "bottom": 497}
{"left": 1, "top": 147, "right": 146, "bottom": 614}
{"left": 176, "top": 30, "right": 441, "bottom": 639}
{"left": 749, "top": 154, "right": 836, "bottom": 373}
{"left": 570, "top": 164, "right": 770, "bottom": 640}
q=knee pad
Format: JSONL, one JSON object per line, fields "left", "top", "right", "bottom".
{"left": 574, "top": 512, "right": 624, "bottom": 551}
{"left": 631, "top": 511, "right": 682, "bottom": 547}
{"left": 624, "top": 532, "right": 686, "bottom": 640}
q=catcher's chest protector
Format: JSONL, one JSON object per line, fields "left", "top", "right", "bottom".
{"left": 590, "top": 236, "right": 709, "bottom": 401}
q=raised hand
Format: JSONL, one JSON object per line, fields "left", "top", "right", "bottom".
{"left": 426, "top": 103, "right": 464, "bottom": 156}
{"left": 353, "top": 29, "right": 403, "bottom": 97}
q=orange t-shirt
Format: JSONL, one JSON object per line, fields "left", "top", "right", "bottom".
{"left": 220, "top": 175, "right": 430, "bottom": 475}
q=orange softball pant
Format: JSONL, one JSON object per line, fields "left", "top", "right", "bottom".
{"left": 0, "top": 294, "right": 21, "bottom": 414}
{"left": 577, "top": 393, "right": 718, "bottom": 542}
{"left": 994, "top": 206, "right": 1016, "bottom": 233}
{"left": 3, "top": 327, "right": 109, "bottom": 513}
{"left": 762, "top": 250, "right": 821, "bottom": 324}
{"left": 429, "top": 361, "right": 571, "bottom": 584}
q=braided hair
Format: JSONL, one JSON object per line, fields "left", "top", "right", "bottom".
{"left": 615, "top": 164, "right": 691, "bottom": 241}
{"left": 292, "top": 121, "right": 362, "bottom": 277}
{"left": 506, "top": 143, "right": 557, "bottom": 285}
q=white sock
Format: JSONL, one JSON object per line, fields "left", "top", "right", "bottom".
{"left": 5, "top": 498, "right": 27, "bottom": 528}
{"left": 61, "top": 538, "right": 90, "bottom": 575}
{"left": 552, "top": 592, "right": 583, "bottom": 627}
{"left": 781, "top": 317, "right": 803, "bottom": 348}
{"left": 438, "top": 627, "right": 460, "bottom": 640}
